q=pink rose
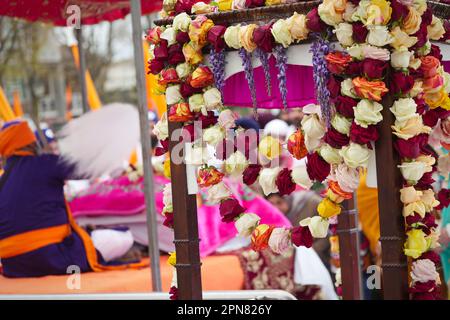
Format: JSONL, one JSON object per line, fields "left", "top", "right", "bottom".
{"left": 268, "top": 227, "right": 291, "bottom": 254}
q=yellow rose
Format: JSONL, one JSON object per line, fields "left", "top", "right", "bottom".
{"left": 287, "top": 12, "right": 309, "bottom": 42}
{"left": 217, "top": 0, "right": 232, "bottom": 11}
{"left": 239, "top": 24, "right": 258, "bottom": 52}
{"left": 390, "top": 26, "right": 418, "bottom": 50}
{"left": 402, "top": 7, "right": 421, "bottom": 35}
{"left": 366, "top": 0, "right": 392, "bottom": 26}
{"left": 188, "top": 17, "right": 214, "bottom": 46}
{"left": 163, "top": 158, "right": 171, "bottom": 178}
{"left": 258, "top": 136, "right": 282, "bottom": 160}
{"left": 392, "top": 115, "right": 431, "bottom": 140}
{"left": 404, "top": 229, "right": 429, "bottom": 259}
{"left": 153, "top": 76, "right": 167, "bottom": 95}
{"left": 326, "top": 189, "right": 346, "bottom": 204}
{"left": 182, "top": 41, "right": 203, "bottom": 65}
{"left": 318, "top": 198, "right": 342, "bottom": 219}
{"left": 168, "top": 251, "right": 176, "bottom": 266}
{"left": 265, "top": 0, "right": 282, "bottom": 5}
{"left": 425, "top": 89, "right": 450, "bottom": 110}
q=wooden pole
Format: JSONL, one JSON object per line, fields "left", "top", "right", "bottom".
{"left": 168, "top": 121, "right": 203, "bottom": 300}
{"left": 75, "top": 27, "right": 88, "bottom": 113}
{"left": 130, "top": 0, "right": 162, "bottom": 292}
{"left": 337, "top": 197, "right": 363, "bottom": 300}
{"left": 375, "top": 94, "right": 409, "bottom": 300}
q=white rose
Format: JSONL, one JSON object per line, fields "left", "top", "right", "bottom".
{"left": 225, "top": 151, "right": 248, "bottom": 176}
{"left": 300, "top": 216, "right": 330, "bottom": 238}
{"left": 428, "top": 16, "right": 445, "bottom": 41}
{"left": 354, "top": 99, "right": 383, "bottom": 128}
{"left": 188, "top": 94, "right": 206, "bottom": 113}
{"left": 343, "top": 2, "right": 357, "bottom": 22}
{"left": 203, "top": 125, "right": 225, "bottom": 147}
{"left": 235, "top": 213, "right": 261, "bottom": 237}
{"left": 335, "top": 22, "right": 354, "bottom": 47}
{"left": 413, "top": 0, "right": 427, "bottom": 15}
{"left": 318, "top": 0, "right": 344, "bottom": 26}
{"left": 346, "top": 44, "right": 364, "bottom": 60}
{"left": 409, "top": 57, "right": 422, "bottom": 70}
{"left": 160, "top": 27, "right": 177, "bottom": 46}
{"left": 339, "top": 143, "right": 371, "bottom": 168}
{"left": 163, "top": 183, "right": 172, "bottom": 208}
{"left": 390, "top": 98, "right": 417, "bottom": 122}
{"left": 291, "top": 165, "right": 313, "bottom": 189}
{"left": 192, "top": 2, "right": 214, "bottom": 14}
{"left": 301, "top": 114, "right": 326, "bottom": 141}
{"left": 271, "top": 19, "right": 293, "bottom": 48}
{"left": 407, "top": 80, "right": 423, "bottom": 98}
{"left": 341, "top": 78, "right": 358, "bottom": 98}
{"left": 207, "top": 181, "right": 232, "bottom": 204}
{"left": 319, "top": 144, "right": 343, "bottom": 165}
{"left": 258, "top": 167, "right": 282, "bottom": 196}
{"left": 332, "top": 113, "right": 352, "bottom": 135}
{"left": 165, "top": 85, "right": 182, "bottom": 105}
{"left": 416, "top": 155, "right": 435, "bottom": 172}
{"left": 398, "top": 161, "right": 427, "bottom": 183}
{"left": 172, "top": 12, "right": 191, "bottom": 32}
{"left": 444, "top": 72, "right": 450, "bottom": 93}
{"left": 153, "top": 113, "right": 169, "bottom": 141}
{"left": 218, "top": 109, "right": 237, "bottom": 130}
{"left": 224, "top": 25, "right": 242, "bottom": 49}
{"left": 391, "top": 48, "right": 413, "bottom": 69}
{"left": 185, "top": 145, "right": 210, "bottom": 165}
{"left": 176, "top": 62, "right": 191, "bottom": 79}
{"left": 351, "top": 0, "right": 370, "bottom": 23}
{"left": 203, "top": 88, "right": 223, "bottom": 110}
{"left": 367, "top": 26, "right": 393, "bottom": 47}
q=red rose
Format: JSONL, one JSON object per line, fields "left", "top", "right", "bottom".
{"left": 362, "top": 58, "right": 388, "bottom": 79}
{"left": 245, "top": 0, "right": 264, "bottom": 7}
{"left": 389, "top": 71, "right": 414, "bottom": 95}
{"left": 306, "top": 8, "right": 327, "bottom": 33}
{"left": 155, "top": 138, "right": 169, "bottom": 156}
{"left": 176, "top": 31, "right": 190, "bottom": 44}
{"left": 334, "top": 96, "right": 357, "bottom": 118}
{"left": 419, "top": 251, "right": 441, "bottom": 266}
{"left": 182, "top": 124, "right": 196, "bottom": 142}
{"left": 394, "top": 134, "right": 427, "bottom": 159}
{"left": 174, "top": 0, "right": 198, "bottom": 14}
{"left": 348, "top": 0, "right": 360, "bottom": 4}
{"left": 422, "top": 213, "right": 437, "bottom": 229}
{"left": 291, "top": 226, "right": 313, "bottom": 248}
{"left": 148, "top": 59, "right": 165, "bottom": 75}
{"left": 405, "top": 213, "right": 422, "bottom": 225}
{"left": 276, "top": 168, "right": 296, "bottom": 196}
{"left": 352, "top": 22, "right": 368, "bottom": 43}
{"left": 412, "top": 24, "right": 427, "bottom": 50}
{"left": 391, "top": 0, "right": 408, "bottom": 21}
{"left": 414, "top": 97, "right": 427, "bottom": 115}
{"left": 350, "top": 123, "right": 379, "bottom": 146}
{"left": 169, "top": 286, "right": 178, "bottom": 300}
{"left": 437, "top": 188, "right": 450, "bottom": 210}
{"left": 409, "top": 280, "right": 439, "bottom": 300}
{"left": 345, "top": 61, "right": 362, "bottom": 76}
{"left": 154, "top": 40, "right": 169, "bottom": 60}
{"left": 197, "top": 111, "right": 218, "bottom": 129}
{"left": 444, "top": 20, "right": 450, "bottom": 41}
{"left": 416, "top": 171, "right": 435, "bottom": 189}
{"left": 306, "top": 152, "right": 331, "bottom": 182}
{"left": 163, "top": 211, "right": 174, "bottom": 228}
{"left": 160, "top": 68, "right": 180, "bottom": 84}
{"left": 179, "top": 81, "right": 202, "bottom": 99}
{"left": 423, "top": 108, "right": 450, "bottom": 127}
{"left": 219, "top": 198, "right": 246, "bottom": 223}
{"left": 429, "top": 44, "right": 443, "bottom": 61}
{"left": 207, "top": 25, "right": 227, "bottom": 52}
{"left": 243, "top": 164, "right": 262, "bottom": 186}
{"left": 253, "top": 23, "right": 275, "bottom": 53}
{"left": 324, "top": 127, "right": 350, "bottom": 149}
{"left": 215, "top": 138, "right": 237, "bottom": 160}
{"left": 168, "top": 43, "right": 185, "bottom": 65}
{"left": 327, "top": 76, "right": 342, "bottom": 99}
{"left": 421, "top": 7, "right": 433, "bottom": 26}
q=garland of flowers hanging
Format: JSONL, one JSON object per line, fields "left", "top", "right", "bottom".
{"left": 148, "top": 0, "right": 450, "bottom": 300}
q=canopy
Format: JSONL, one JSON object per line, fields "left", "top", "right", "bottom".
{"left": 0, "top": 0, "right": 162, "bottom": 26}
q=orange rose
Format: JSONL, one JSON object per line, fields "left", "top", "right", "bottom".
{"left": 287, "top": 130, "right": 308, "bottom": 160}
{"left": 352, "top": 77, "right": 389, "bottom": 102}
{"left": 420, "top": 56, "right": 440, "bottom": 79}
{"left": 422, "top": 74, "right": 444, "bottom": 93}
{"left": 197, "top": 166, "right": 225, "bottom": 187}
{"left": 190, "top": 66, "right": 214, "bottom": 88}
{"left": 168, "top": 103, "right": 194, "bottom": 122}
{"left": 328, "top": 180, "right": 353, "bottom": 200}
{"left": 251, "top": 224, "right": 274, "bottom": 251}
{"left": 189, "top": 15, "right": 214, "bottom": 47}
{"left": 183, "top": 41, "right": 203, "bottom": 65}
{"left": 329, "top": 235, "right": 340, "bottom": 254}
{"left": 325, "top": 51, "right": 352, "bottom": 74}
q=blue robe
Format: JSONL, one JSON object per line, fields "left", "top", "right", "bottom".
{"left": 0, "top": 154, "right": 91, "bottom": 277}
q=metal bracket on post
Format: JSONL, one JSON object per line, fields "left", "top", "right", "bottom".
{"left": 130, "top": 0, "right": 162, "bottom": 292}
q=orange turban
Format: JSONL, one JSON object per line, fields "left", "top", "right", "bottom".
{"left": 0, "top": 121, "right": 37, "bottom": 158}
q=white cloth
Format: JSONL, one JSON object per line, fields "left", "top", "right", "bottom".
{"left": 91, "top": 229, "right": 134, "bottom": 262}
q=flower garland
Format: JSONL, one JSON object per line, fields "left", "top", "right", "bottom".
{"left": 149, "top": 0, "right": 450, "bottom": 299}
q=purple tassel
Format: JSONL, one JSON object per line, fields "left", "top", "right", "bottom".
{"left": 255, "top": 48, "right": 272, "bottom": 97}
{"left": 209, "top": 48, "right": 226, "bottom": 96}
{"left": 274, "top": 45, "right": 288, "bottom": 110}
{"left": 238, "top": 48, "right": 258, "bottom": 115}
{"left": 310, "top": 32, "right": 334, "bottom": 128}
